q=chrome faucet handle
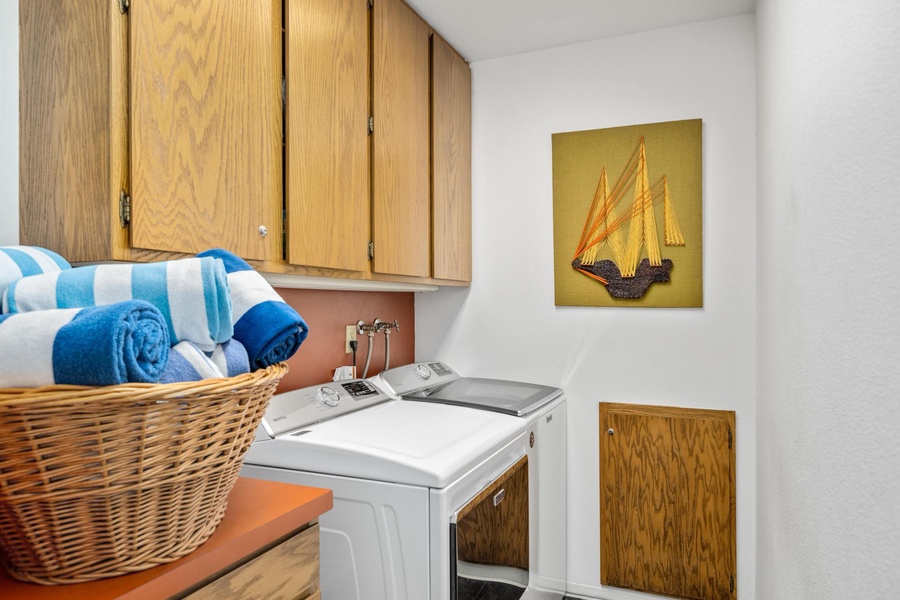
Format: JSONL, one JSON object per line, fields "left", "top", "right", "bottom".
{"left": 377, "top": 319, "right": 399, "bottom": 333}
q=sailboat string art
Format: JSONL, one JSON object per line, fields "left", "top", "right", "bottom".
{"left": 552, "top": 119, "right": 702, "bottom": 308}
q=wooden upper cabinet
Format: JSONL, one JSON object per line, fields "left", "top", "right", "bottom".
{"left": 129, "top": 0, "right": 282, "bottom": 260}
{"left": 372, "top": 0, "right": 431, "bottom": 278}
{"left": 599, "top": 403, "right": 737, "bottom": 600}
{"left": 431, "top": 35, "right": 472, "bottom": 282}
{"left": 20, "top": 0, "right": 471, "bottom": 286}
{"left": 19, "top": 1, "right": 125, "bottom": 263}
{"left": 284, "top": 0, "right": 369, "bottom": 272}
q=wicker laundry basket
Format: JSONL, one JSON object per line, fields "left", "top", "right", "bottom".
{"left": 0, "top": 362, "right": 287, "bottom": 585}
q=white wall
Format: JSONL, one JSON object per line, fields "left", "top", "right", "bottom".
{"left": 417, "top": 15, "right": 757, "bottom": 599}
{"left": 0, "top": 0, "right": 17, "bottom": 245}
{"left": 755, "top": 1, "right": 900, "bottom": 598}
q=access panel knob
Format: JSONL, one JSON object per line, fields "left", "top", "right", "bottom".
{"left": 317, "top": 386, "right": 341, "bottom": 407}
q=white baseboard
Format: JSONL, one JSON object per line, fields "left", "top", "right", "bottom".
{"left": 564, "top": 581, "right": 675, "bottom": 600}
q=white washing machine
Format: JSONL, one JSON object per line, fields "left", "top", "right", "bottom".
{"left": 375, "top": 362, "right": 567, "bottom": 599}
{"left": 241, "top": 378, "right": 534, "bottom": 600}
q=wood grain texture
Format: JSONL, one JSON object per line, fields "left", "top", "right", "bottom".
{"left": 129, "top": 0, "right": 282, "bottom": 260}
{"left": 109, "top": 0, "right": 132, "bottom": 261}
{"left": 186, "top": 524, "right": 319, "bottom": 600}
{"left": 285, "top": 0, "right": 369, "bottom": 271}
{"left": 457, "top": 456, "right": 529, "bottom": 572}
{"left": 599, "top": 403, "right": 736, "bottom": 600}
{"left": 19, "top": 1, "right": 115, "bottom": 263}
{"left": 372, "top": 0, "right": 431, "bottom": 277}
{"left": 431, "top": 34, "right": 472, "bottom": 282}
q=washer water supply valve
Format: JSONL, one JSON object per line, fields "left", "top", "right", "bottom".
{"left": 376, "top": 319, "right": 399, "bottom": 373}
{"left": 352, "top": 318, "right": 400, "bottom": 378}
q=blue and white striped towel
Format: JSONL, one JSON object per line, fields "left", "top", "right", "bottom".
{"left": 2, "top": 258, "right": 232, "bottom": 352}
{"left": 159, "top": 339, "right": 250, "bottom": 384}
{"left": 0, "top": 246, "right": 70, "bottom": 307}
{"left": 197, "top": 249, "right": 308, "bottom": 369}
{"left": 0, "top": 300, "right": 169, "bottom": 387}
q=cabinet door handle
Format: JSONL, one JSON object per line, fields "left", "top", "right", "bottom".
{"left": 493, "top": 489, "right": 506, "bottom": 507}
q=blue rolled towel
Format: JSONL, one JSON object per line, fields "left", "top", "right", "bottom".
{"left": 0, "top": 246, "right": 71, "bottom": 307}
{"left": 2, "top": 257, "right": 232, "bottom": 352}
{"left": 0, "top": 300, "right": 169, "bottom": 387}
{"left": 160, "top": 339, "right": 250, "bottom": 384}
{"left": 208, "top": 339, "right": 251, "bottom": 378}
{"left": 197, "top": 249, "right": 308, "bottom": 369}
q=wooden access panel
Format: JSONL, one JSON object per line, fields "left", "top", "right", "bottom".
{"left": 372, "top": 0, "right": 431, "bottom": 277}
{"left": 431, "top": 35, "right": 472, "bottom": 282}
{"left": 599, "top": 403, "right": 736, "bottom": 600}
{"left": 284, "top": 0, "right": 369, "bottom": 272}
{"left": 456, "top": 455, "right": 529, "bottom": 571}
{"left": 129, "top": 0, "right": 282, "bottom": 260}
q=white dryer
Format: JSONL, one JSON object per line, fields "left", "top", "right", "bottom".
{"left": 376, "top": 362, "right": 567, "bottom": 599}
{"left": 241, "top": 378, "right": 532, "bottom": 600}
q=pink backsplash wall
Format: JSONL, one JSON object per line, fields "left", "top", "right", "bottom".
{"left": 274, "top": 288, "right": 415, "bottom": 392}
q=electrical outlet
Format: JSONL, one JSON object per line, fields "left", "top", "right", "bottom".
{"left": 345, "top": 325, "right": 357, "bottom": 354}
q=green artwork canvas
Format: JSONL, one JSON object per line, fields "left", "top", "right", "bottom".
{"left": 552, "top": 119, "right": 703, "bottom": 308}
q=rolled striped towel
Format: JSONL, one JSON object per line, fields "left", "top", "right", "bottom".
{"left": 0, "top": 246, "right": 71, "bottom": 306}
{"left": 197, "top": 249, "right": 308, "bottom": 369}
{"left": 0, "top": 300, "right": 169, "bottom": 387}
{"left": 159, "top": 339, "right": 250, "bottom": 384}
{"left": 2, "top": 258, "right": 232, "bottom": 352}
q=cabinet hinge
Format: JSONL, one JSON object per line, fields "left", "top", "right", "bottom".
{"left": 367, "top": 0, "right": 373, "bottom": 9}
{"left": 118, "top": 0, "right": 129, "bottom": 14}
{"left": 281, "top": 77, "right": 286, "bottom": 108}
{"left": 119, "top": 190, "right": 131, "bottom": 227}
{"left": 368, "top": 241, "right": 375, "bottom": 260}
{"left": 367, "top": 115, "right": 374, "bottom": 135}
{"left": 730, "top": 575, "right": 735, "bottom": 593}
{"left": 728, "top": 429, "right": 733, "bottom": 449}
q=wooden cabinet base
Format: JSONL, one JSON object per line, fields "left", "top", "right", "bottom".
{"left": 0, "top": 479, "right": 332, "bottom": 600}
{"left": 185, "top": 524, "right": 319, "bottom": 600}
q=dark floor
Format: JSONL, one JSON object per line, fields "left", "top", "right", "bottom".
{"left": 457, "top": 577, "right": 525, "bottom": 600}
{"left": 457, "top": 576, "right": 582, "bottom": 600}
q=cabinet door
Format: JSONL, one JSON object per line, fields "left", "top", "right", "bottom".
{"left": 20, "top": 1, "right": 128, "bottom": 263}
{"left": 599, "top": 403, "right": 736, "bottom": 600}
{"left": 129, "top": 0, "right": 282, "bottom": 260}
{"left": 431, "top": 35, "right": 472, "bottom": 282}
{"left": 186, "top": 524, "right": 320, "bottom": 600}
{"left": 372, "top": 0, "right": 431, "bottom": 277}
{"left": 284, "top": 0, "right": 369, "bottom": 272}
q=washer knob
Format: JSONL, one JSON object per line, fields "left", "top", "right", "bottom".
{"left": 317, "top": 386, "right": 341, "bottom": 407}
{"left": 415, "top": 364, "right": 432, "bottom": 379}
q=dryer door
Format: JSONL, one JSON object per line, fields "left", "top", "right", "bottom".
{"left": 451, "top": 455, "right": 529, "bottom": 600}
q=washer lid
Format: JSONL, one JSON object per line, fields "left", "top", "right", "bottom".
{"left": 411, "top": 377, "right": 563, "bottom": 417}
{"left": 244, "top": 400, "right": 524, "bottom": 488}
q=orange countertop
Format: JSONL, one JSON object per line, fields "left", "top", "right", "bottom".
{"left": 0, "top": 477, "right": 332, "bottom": 600}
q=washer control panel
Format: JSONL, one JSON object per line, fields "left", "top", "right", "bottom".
{"left": 260, "top": 379, "right": 390, "bottom": 438}
{"left": 379, "top": 362, "right": 460, "bottom": 397}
